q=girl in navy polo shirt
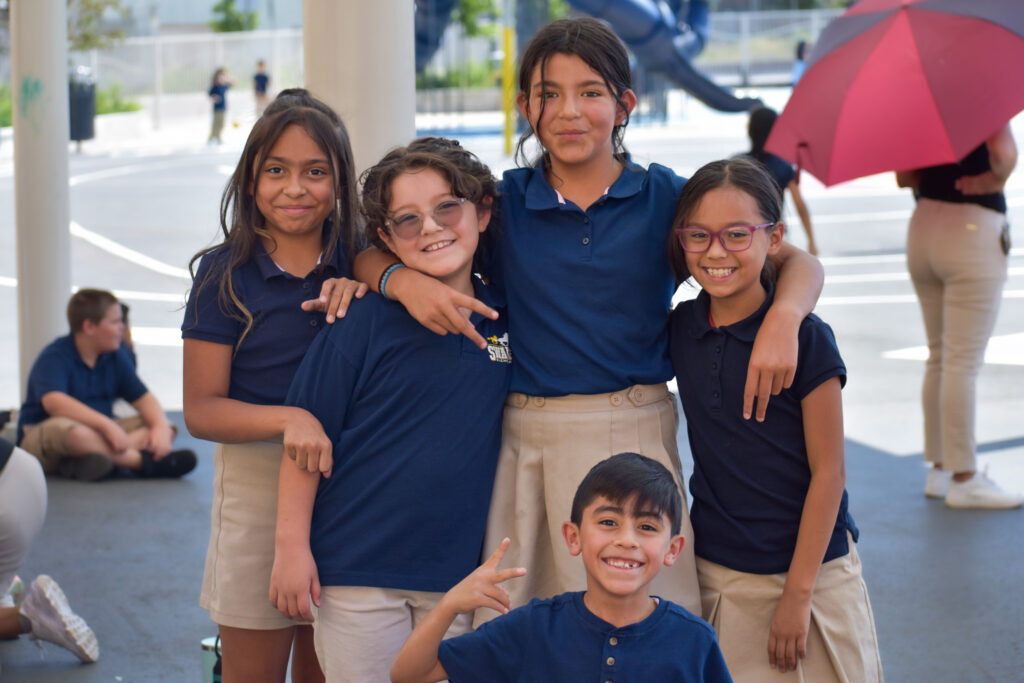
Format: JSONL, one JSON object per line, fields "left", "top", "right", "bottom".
{"left": 270, "top": 138, "right": 511, "bottom": 683}
{"left": 183, "top": 94, "right": 363, "bottom": 683}
{"left": 349, "top": 17, "right": 824, "bottom": 623}
{"left": 667, "top": 158, "right": 882, "bottom": 682}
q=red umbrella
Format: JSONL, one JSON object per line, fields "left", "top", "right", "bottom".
{"left": 766, "top": 0, "right": 1024, "bottom": 187}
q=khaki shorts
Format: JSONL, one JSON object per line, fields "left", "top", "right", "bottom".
{"left": 314, "top": 585, "right": 471, "bottom": 683}
{"left": 697, "top": 537, "right": 883, "bottom": 683}
{"left": 475, "top": 383, "right": 701, "bottom": 627}
{"left": 200, "top": 440, "right": 309, "bottom": 630}
{"left": 20, "top": 415, "right": 145, "bottom": 473}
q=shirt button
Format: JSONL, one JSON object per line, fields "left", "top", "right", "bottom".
{"left": 606, "top": 656, "right": 615, "bottom": 666}
{"left": 609, "top": 637, "right": 618, "bottom": 646}
{"left": 712, "top": 363, "right": 718, "bottom": 370}
{"left": 712, "top": 391, "right": 719, "bottom": 398}
{"left": 715, "top": 345, "right": 722, "bottom": 353}
{"left": 582, "top": 236, "right": 590, "bottom": 245}
{"left": 309, "top": 319, "right": 318, "bottom": 327}
{"left": 610, "top": 394, "right": 623, "bottom": 406}
{"left": 583, "top": 217, "right": 590, "bottom": 223}
{"left": 302, "top": 281, "right": 310, "bottom": 289}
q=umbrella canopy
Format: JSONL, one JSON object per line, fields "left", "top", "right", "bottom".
{"left": 766, "top": 0, "right": 1024, "bottom": 186}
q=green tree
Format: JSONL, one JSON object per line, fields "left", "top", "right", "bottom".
{"left": 454, "top": 0, "right": 497, "bottom": 38}
{"left": 67, "top": 0, "right": 128, "bottom": 51}
{"left": 210, "top": 0, "right": 259, "bottom": 32}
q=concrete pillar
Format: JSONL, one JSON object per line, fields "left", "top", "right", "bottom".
{"left": 11, "top": 0, "right": 72, "bottom": 398}
{"left": 303, "top": 0, "right": 416, "bottom": 174}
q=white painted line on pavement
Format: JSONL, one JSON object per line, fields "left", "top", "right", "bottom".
{"left": 71, "top": 221, "right": 191, "bottom": 279}
{"left": 818, "top": 290, "right": 1024, "bottom": 305}
{"left": 883, "top": 333, "right": 1024, "bottom": 366}
{"left": 68, "top": 156, "right": 210, "bottom": 186}
{"left": 131, "top": 326, "right": 184, "bottom": 347}
{"left": 825, "top": 266, "right": 1024, "bottom": 285}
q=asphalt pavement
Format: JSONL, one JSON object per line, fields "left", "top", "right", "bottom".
{"left": 0, "top": 89, "right": 1022, "bottom": 681}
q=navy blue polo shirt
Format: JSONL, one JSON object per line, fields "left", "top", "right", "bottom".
{"left": 182, "top": 239, "right": 349, "bottom": 405}
{"left": 209, "top": 83, "right": 229, "bottom": 111}
{"left": 670, "top": 288, "right": 857, "bottom": 575}
{"left": 495, "top": 161, "right": 685, "bottom": 396}
{"left": 439, "top": 591, "right": 732, "bottom": 683}
{"left": 17, "top": 336, "right": 148, "bottom": 443}
{"left": 286, "top": 277, "right": 511, "bottom": 592}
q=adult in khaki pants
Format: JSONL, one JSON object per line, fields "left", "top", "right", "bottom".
{"left": 898, "top": 124, "right": 1022, "bottom": 509}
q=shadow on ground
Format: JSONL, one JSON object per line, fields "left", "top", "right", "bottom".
{"left": 1, "top": 414, "right": 1021, "bottom": 682}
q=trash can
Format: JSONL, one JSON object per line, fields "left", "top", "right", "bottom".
{"left": 68, "top": 66, "right": 96, "bottom": 142}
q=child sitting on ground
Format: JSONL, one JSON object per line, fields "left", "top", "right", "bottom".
{"left": 390, "top": 453, "right": 733, "bottom": 683}
{"left": 17, "top": 288, "right": 195, "bottom": 481}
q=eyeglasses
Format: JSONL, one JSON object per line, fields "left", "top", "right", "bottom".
{"left": 675, "top": 222, "right": 775, "bottom": 253}
{"left": 384, "top": 197, "right": 467, "bottom": 240}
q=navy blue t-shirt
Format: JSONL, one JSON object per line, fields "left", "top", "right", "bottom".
{"left": 17, "top": 336, "right": 148, "bottom": 443}
{"left": 286, "top": 278, "right": 511, "bottom": 592}
{"left": 209, "top": 83, "right": 229, "bottom": 111}
{"left": 253, "top": 72, "right": 269, "bottom": 95}
{"left": 181, "top": 239, "right": 349, "bottom": 406}
{"left": 494, "top": 161, "right": 685, "bottom": 396}
{"left": 439, "top": 591, "right": 732, "bottom": 683}
{"left": 669, "top": 288, "right": 858, "bottom": 575}
{"left": 917, "top": 143, "right": 1006, "bottom": 214}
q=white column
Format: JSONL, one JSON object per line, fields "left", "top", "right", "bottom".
{"left": 11, "top": 0, "right": 72, "bottom": 398}
{"left": 303, "top": 0, "right": 416, "bottom": 175}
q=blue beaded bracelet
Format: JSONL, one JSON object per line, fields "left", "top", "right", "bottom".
{"left": 379, "top": 263, "right": 407, "bottom": 300}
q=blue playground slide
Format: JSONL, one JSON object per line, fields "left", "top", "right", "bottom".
{"left": 414, "top": 0, "right": 759, "bottom": 113}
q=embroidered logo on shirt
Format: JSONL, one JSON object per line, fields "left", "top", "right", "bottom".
{"left": 486, "top": 333, "right": 512, "bottom": 363}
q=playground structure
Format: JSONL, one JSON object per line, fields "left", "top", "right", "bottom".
{"left": 415, "top": 0, "right": 761, "bottom": 112}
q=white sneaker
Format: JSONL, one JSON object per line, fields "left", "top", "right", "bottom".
{"left": 19, "top": 575, "right": 99, "bottom": 663}
{"left": 945, "top": 471, "right": 1024, "bottom": 510}
{"left": 925, "top": 468, "right": 952, "bottom": 498}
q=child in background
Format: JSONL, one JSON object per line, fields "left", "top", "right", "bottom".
{"left": 390, "top": 453, "right": 732, "bottom": 683}
{"left": 208, "top": 67, "right": 232, "bottom": 144}
{"left": 18, "top": 289, "right": 195, "bottom": 481}
{"left": 254, "top": 60, "right": 270, "bottom": 117}
{"left": 745, "top": 107, "right": 817, "bottom": 255}
{"left": 351, "top": 17, "right": 824, "bottom": 621}
{"left": 667, "top": 158, "right": 882, "bottom": 681}
{"left": 183, "top": 96, "right": 363, "bottom": 683}
{"left": 270, "top": 138, "right": 511, "bottom": 683}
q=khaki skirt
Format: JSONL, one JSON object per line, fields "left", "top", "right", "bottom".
{"left": 697, "top": 539, "right": 883, "bottom": 683}
{"left": 475, "top": 383, "right": 701, "bottom": 626}
{"left": 200, "top": 440, "right": 308, "bottom": 630}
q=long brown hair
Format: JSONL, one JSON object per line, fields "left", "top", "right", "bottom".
{"left": 186, "top": 103, "right": 358, "bottom": 350}
{"left": 515, "top": 17, "right": 634, "bottom": 168}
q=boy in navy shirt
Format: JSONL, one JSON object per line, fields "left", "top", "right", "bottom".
{"left": 391, "top": 453, "right": 733, "bottom": 683}
{"left": 18, "top": 289, "right": 195, "bottom": 481}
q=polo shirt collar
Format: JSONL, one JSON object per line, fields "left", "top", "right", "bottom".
{"left": 252, "top": 230, "right": 344, "bottom": 281}
{"left": 517, "top": 157, "right": 647, "bottom": 210}
{"left": 687, "top": 283, "right": 776, "bottom": 343}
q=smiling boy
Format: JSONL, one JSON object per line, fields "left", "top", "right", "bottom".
{"left": 390, "top": 453, "right": 733, "bottom": 683}
{"left": 17, "top": 289, "right": 196, "bottom": 481}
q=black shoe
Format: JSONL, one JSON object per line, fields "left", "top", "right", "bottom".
{"left": 139, "top": 449, "right": 198, "bottom": 478}
{"left": 57, "top": 454, "right": 114, "bottom": 481}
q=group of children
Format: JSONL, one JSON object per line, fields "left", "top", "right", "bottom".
{"left": 181, "top": 16, "right": 882, "bottom": 683}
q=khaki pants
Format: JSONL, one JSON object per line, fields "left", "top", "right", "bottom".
{"left": 313, "top": 585, "right": 470, "bottom": 683}
{"left": 20, "top": 415, "right": 145, "bottom": 473}
{"left": 907, "top": 198, "right": 1008, "bottom": 473}
{"left": 475, "top": 383, "right": 701, "bottom": 627}
{"left": 697, "top": 539, "right": 883, "bottom": 683}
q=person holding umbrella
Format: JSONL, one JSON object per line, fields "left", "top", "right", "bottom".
{"left": 896, "top": 124, "right": 1023, "bottom": 509}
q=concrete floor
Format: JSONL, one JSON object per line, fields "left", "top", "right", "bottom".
{"left": 2, "top": 411, "right": 1023, "bottom": 682}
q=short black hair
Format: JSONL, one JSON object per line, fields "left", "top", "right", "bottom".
{"left": 570, "top": 453, "right": 682, "bottom": 535}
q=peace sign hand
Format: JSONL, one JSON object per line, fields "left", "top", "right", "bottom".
{"left": 442, "top": 538, "right": 526, "bottom": 617}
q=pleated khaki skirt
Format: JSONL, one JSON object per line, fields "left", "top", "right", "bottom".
{"left": 697, "top": 538, "right": 883, "bottom": 683}
{"left": 200, "top": 440, "right": 308, "bottom": 629}
{"left": 475, "top": 383, "right": 701, "bottom": 627}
